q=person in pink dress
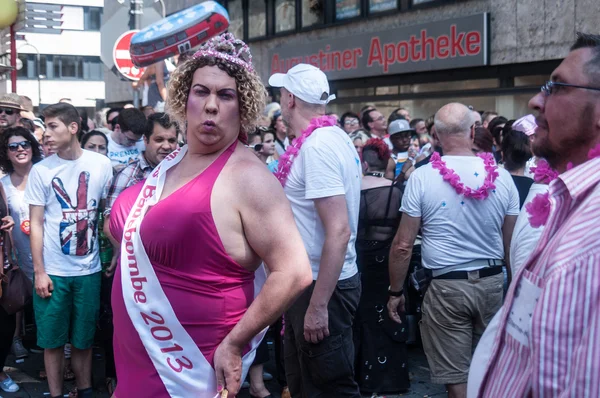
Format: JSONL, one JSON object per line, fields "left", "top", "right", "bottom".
{"left": 110, "top": 33, "right": 312, "bottom": 398}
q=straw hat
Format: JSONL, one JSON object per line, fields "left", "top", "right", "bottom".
{"left": 0, "top": 93, "right": 25, "bottom": 111}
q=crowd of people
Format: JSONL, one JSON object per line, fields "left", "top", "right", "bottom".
{"left": 0, "top": 30, "right": 598, "bottom": 398}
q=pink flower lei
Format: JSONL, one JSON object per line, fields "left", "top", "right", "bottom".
{"left": 430, "top": 151, "right": 499, "bottom": 200}
{"left": 525, "top": 144, "right": 600, "bottom": 228}
{"left": 529, "top": 159, "right": 558, "bottom": 184}
{"left": 275, "top": 115, "right": 337, "bottom": 187}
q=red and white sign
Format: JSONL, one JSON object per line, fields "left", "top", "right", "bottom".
{"left": 113, "top": 30, "right": 145, "bottom": 81}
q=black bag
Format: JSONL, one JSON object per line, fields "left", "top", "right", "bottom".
{"left": 0, "top": 183, "right": 32, "bottom": 314}
{"left": 0, "top": 265, "right": 32, "bottom": 315}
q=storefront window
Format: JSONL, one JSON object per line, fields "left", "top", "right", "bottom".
{"left": 336, "top": 0, "right": 361, "bottom": 20}
{"left": 369, "top": 0, "right": 397, "bottom": 13}
{"left": 303, "top": 0, "right": 324, "bottom": 27}
{"left": 412, "top": 0, "right": 436, "bottom": 5}
{"left": 276, "top": 0, "right": 296, "bottom": 33}
{"left": 248, "top": 0, "right": 267, "bottom": 39}
{"left": 227, "top": 0, "right": 244, "bottom": 40}
{"left": 514, "top": 75, "right": 547, "bottom": 87}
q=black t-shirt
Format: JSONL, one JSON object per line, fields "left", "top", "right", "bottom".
{"left": 511, "top": 175, "right": 534, "bottom": 209}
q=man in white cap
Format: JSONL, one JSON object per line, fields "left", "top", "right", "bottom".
{"left": 387, "top": 119, "right": 415, "bottom": 178}
{"left": 269, "top": 64, "right": 362, "bottom": 397}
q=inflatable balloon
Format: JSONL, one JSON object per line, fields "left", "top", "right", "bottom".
{"left": 0, "top": 0, "right": 19, "bottom": 30}
{"left": 130, "top": 1, "right": 229, "bottom": 68}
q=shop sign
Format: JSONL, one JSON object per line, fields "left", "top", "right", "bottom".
{"left": 269, "top": 13, "right": 489, "bottom": 80}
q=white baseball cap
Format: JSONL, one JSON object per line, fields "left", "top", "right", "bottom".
{"left": 388, "top": 119, "right": 414, "bottom": 136}
{"left": 268, "top": 64, "right": 336, "bottom": 105}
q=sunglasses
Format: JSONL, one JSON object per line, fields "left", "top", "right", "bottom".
{"left": 0, "top": 108, "right": 16, "bottom": 116}
{"left": 8, "top": 141, "right": 32, "bottom": 152}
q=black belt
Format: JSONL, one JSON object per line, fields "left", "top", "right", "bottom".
{"left": 433, "top": 266, "right": 503, "bottom": 280}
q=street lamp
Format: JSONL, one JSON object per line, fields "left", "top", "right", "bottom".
{"left": 17, "top": 41, "right": 42, "bottom": 108}
{"left": 155, "top": 0, "right": 165, "bottom": 18}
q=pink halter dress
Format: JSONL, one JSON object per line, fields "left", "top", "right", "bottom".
{"left": 110, "top": 143, "right": 254, "bottom": 396}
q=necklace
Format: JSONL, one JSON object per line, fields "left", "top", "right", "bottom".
{"left": 430, "top": 152, "right": 499, "bottom": 200}
{"left": 275, "top": 115, "right": 337, "bottom": 187}
{"left": 526, "top": 144, "right": 600, "bottom": 228}
{"left": 365, "top": 171, "right": 384, "bottom": 178}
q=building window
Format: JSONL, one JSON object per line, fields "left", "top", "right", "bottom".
{"left": 248, "top": 0, "right": 267, "bottom": 39}
{"left": 275, "top": 0, "right": 296, "bottom": 33}
{"left": 336, "top": 0, "right": 361, "bottom": 20}
{"left": 17, "top": 54, "right": 28, "bottom": 78}
{"left": 84, "top": 7, "right": 102, "bottom": 31}
{"left": 38, "top": 55, "right": 47, "bottom": 78}
{"left": 227, "top": 0, "right": 244, "bottom": 40}
{"left": 369, "top": 0, "right": 398, "bottom": 13}
{"left": 83, "top": 57, "right": 103, "bottom": 80}
{"left": 412, "top": 0, "right": 437, "bottom": 5}
{"left": 60, "top": 56, "right": 78, "bottom": 78}
{"left": 303, "top": 0, "right": 324, "bottom": 27}
{"left": 22, "top": 55, "right": 101, "bottom": 80}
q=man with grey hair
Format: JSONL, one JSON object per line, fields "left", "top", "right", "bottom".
{"left": 270, "top": 63, "right": 362, "bottom": 397}
{"left": 387, "top": 102, "right": 519, "bottom": 398}
{"left": 468, "top": 32, "right": 600, "bottom": 398}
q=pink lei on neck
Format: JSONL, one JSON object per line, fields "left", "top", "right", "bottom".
{"left": 430, "top": 151, "right": 499, "bottom": 200}
{"left": 529, "top": 159, "right": 558, "bottom": 184}
{"left": 525, "top": 143, "right": 600, "bottom": 228}
{"left": 275, "top": 115, "right": 337, "bottom": 187}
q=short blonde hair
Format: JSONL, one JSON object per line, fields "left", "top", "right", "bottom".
{"left": 167, "top": 36, "right": 266, "bottom": 143}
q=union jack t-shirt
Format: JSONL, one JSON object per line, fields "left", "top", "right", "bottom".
{"left": 24, "top": 150, "right": 113, "bottom": 277}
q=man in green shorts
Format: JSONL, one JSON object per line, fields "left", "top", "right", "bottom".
{"left": 25, "top": 103, "right": 113, "bottom": 398}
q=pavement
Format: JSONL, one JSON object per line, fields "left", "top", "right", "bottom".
{"left": 2, "top": 342, "right": 445, "bottom": 398}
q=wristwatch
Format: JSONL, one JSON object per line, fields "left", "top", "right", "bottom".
{"left": 388, "top": 286, "right": 404, "bottom": 297}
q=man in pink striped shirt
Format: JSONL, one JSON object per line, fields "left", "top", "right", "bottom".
{"left": 468, "top": 32, "right": 600, "bottom": 397}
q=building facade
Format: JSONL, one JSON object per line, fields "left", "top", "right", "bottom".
{"left": 161, "top": 0, "right": 597, "bottom": 120}
{"left": 0, "top": 0, "right": 105, "bottom": 111}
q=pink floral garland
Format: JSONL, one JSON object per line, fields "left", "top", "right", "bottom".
{"left": 275, "top": 115, "right": 337, "bottom": 187}
{"left": 529, "top": 159, "right": 558, "bottom": 184}
{"left": 525, "top": 144, "right": 600, "bottom": 228}
{"left": 430, "top": 151, "right": 499, "bottom": 200}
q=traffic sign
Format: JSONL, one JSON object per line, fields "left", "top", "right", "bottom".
{"left": 113, "top": 30, "right": 144, "bottom": 80}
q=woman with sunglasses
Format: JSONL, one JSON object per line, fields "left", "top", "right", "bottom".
{"left": 0, "top": 126, "right": 41, "bottom": 394}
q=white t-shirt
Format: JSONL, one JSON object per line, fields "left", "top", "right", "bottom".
{"left": 509, "top": 183, "right": 548, "bottom": 275}
{"left": 24, "top": 150, "right": 113, "bottom": 277}
{"left": 2, "top": 175, "right": 33, "bottom": 280}
{"left": 107, "top": 132, "right": 146, "bottom": 169}
{"left": 401, "top": 156, "right": 520, "bottom": 270}
{"left": 284, "top": 125, "right": 362, "bottom": 281}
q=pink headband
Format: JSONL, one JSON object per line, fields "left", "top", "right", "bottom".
{"left": 193, "top": 33, "right": 254, "bottom": 72}
{"left": 513, "top": 114, "right": 537, "bottom": 136}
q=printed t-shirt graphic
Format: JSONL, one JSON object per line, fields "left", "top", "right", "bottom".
{"left": 51, "top": 171, "right": 98, "bottom": 256}
{"left": 24, "top": 150, "right": 113, "bottom": 277}
{"left": 107, "top": 132, "right": 146, "bottom": 169}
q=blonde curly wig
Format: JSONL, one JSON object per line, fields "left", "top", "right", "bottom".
{"left": 166, "top": 34, "right": 267, "bottom": 143}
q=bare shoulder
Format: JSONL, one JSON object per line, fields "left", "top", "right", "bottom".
{"left": 222, "top": 143, "right": 284, "bottom": 200}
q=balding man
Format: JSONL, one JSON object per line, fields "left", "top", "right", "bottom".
{"left": 387, "top": 102, "right": 519, "bottom": 398}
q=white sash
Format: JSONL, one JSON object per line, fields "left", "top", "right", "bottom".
{"left": 120, "top": 145, "right": 267, "bottom": 398}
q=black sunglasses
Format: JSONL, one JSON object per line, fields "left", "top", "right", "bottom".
{"left": 8, "top": 141, "right": 32, "bottom": 152}
{"left": 0, "top": 108, "right": 16, "bottom": 116}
